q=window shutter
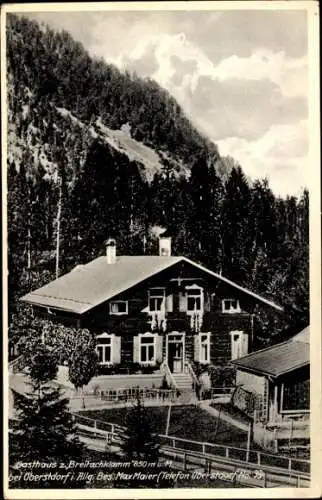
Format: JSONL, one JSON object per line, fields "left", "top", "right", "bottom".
{"left": 241, "top": 333, "right": 249, "bottom": 357}
{"left": 179, "top": 292, "right": 187, "bottom": 312}
{"left": 204, "top": 293, "right": 210, "bottom": 312}
{"left": 166, "top": 294, "right": 173, "bottom": 312}
{"left": 155, "top": 334, "right": 163, "bottom": 363}
{"left": 112, "top": 335, "right": 121, "bottom": 364}
{"left": 194, "top": 334, "right": 200, "bottom": 362}
{"left": 133, "top": 335, "right": 140, "bottom": 363}
{"left": 208, "top": 333, "right": 212, "bottom": 362}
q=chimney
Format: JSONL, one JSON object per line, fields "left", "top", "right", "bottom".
{"left": 105, "top": 238, "right": 116, "bottom": 264}
{"left": 159, "top": 233, "right": 171, "bottom": 257}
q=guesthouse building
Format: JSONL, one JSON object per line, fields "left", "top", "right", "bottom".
{"left": 21, "top": 235, "right": 283, "bottom": 388}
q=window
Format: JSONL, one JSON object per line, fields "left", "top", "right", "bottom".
{"left": 139, "top": 334, "right": 156, "bottom": 363}
{"left": 186, "top": 285, "right": 203, "bottom": 312}
{"left": 96, "top": 334, "right": 113, "bottom": 365}
{"left": 148, "top": 288, "right": 165, "bottom": 312}
{"left": 222, "top": 298, "right": 241, "bottom": 313}
{"left": 109, "top": 301, "right": 128, "bottom": 315}
{"left": 230, "top": 331, "right": 248, "bottom": 360}
{"left": 199, "top": 333, "right": 211, "bottom": 363}
{"left": 282, "top": 378, "right": 310, "bottom": 411}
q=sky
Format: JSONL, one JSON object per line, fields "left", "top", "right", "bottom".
{"left": 27, "top": 8, "right": 309, "bottom": 197}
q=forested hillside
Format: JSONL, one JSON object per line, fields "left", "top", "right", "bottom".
{"left": 6, "top": 14, "right": 309, "bottom": 346}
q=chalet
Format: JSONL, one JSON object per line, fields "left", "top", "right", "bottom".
{"left": 21, "top": 235, "right": 283, "bottom": 387}
{"left": 231, "top": 326, "right": 310, "bottom": 452}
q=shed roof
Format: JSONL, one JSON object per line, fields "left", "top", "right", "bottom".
{"left": 21, "top": 255, "right": 283, "bottom": 314}
{"left": 232, "top": 326, "right": 310, "bottom": 378}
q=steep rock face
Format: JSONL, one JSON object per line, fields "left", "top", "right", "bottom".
{"left": 6, "top": 13, "right": 231, "bottom": 185}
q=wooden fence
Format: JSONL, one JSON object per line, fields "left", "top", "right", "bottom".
{"left": 71, "top": 412, "right": 310, "bottom": 476}
{"left": 78, "top": 386, "right": 196, "bottom": 406}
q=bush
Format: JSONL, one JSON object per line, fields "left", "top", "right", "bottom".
{"left": 204, "top": 364, "right": 236, "bottom": 388}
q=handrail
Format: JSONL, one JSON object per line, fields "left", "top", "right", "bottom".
{"left": 72, "top": 419, "right": 310, "bottom": 476}
{"left": 84, "top": 387, "right": 180, "bottom": 404}
{"left": 183, "top": 359, "right": 200, "bottom": 389}
{"left": 8, "top": 355, "right": 23, "bottom": 373}
{"left": 68, "top": 411, "right": 310, "bottom": 473}
{"left": 160, "top": 360, "right": 177, "bottom": 389}
{"left": 157, "top": 434, "right": 310, "bottom": 466}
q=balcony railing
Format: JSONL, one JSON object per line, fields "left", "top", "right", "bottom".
{"left": 150, "top": 311, "right": 166, "bottom": 331}
{"left": 188, "top": 311, "right": 203, "bottom": 332}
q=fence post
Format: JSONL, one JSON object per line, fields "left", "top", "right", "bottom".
{"left": 288, "top": 458, "right": 292, "bottom": 471}
{"left": 183, "top": 453, "right": 186, "bottom": 471}
{"left": 202, "top": 443, "right": 206, "bottom": 454}
{"left": 263, "top": 471, "right": 267, "bottom": 488}
{"left": 225, "top": 447, "right": 229, "bottom": 459}
{"left": 111, "top": 424, "right": 115, "bottom": 435}
{"left": 172, "top": 438, "right": 176, "bottom": 448}
{"left": 257, "top": 451, "right": 261, "bottom": 466}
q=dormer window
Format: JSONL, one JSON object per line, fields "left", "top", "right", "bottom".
{"left": 109, "top": 301, "right": 128, "bottom": 315}
{"left": 148, "top": 288, "right": 165, "bottom": 312}
{"left": 186, "top": 285, "right": 203, "bottom": 312}
{"left": 222, "top": 298, "right": 241, "bottom": 313}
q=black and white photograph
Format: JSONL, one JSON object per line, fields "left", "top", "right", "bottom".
{"left": 2, "top": 1, "right": 320, "bottom": 498}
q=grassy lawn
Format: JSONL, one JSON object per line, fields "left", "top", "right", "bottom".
{"left": 210, "top": 402, "right": 252, "bottom": 426}
{"left": 79, "top": 405, "right": 249, "bottom": 448}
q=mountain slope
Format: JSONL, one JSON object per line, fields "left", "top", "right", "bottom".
{"left": 6, "top": 13, "right": 231, "bottom": 184}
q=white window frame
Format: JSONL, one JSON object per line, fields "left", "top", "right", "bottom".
{"left": 230, "top": 330, "right": 246, "bottom": 360}
{"left": 186, "top": 284, "right": 204, "bottom": 313}
{"left": 148, "top": 288, "right": 165, "bottom": 313}
{"left": 222, "top": 298, "right": 241, "bottom": 314}
{"left": 138, "top": 332, "right": 156, "bottom": 365}
{"left": 166, "top": 331, "right": 185, "bottom": 365}
{"left": 199, "top": 332, "right": 211, "bottom": 364}
{"left": 109, "top": 300, "right": 128, "bottom": 315}
{"left": 96, "top": 333, "right": 114, "bottom": 365}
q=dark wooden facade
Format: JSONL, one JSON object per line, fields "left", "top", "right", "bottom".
{"left": 31, "top": 260, "right": 274, "bottom": 373}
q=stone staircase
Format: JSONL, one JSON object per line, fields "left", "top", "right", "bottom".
{"left": 171, "top": 372, "right": 194, "bottom": 391}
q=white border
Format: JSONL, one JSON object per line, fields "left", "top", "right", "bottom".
{"left": 2, "top": 2, "right": 321, "bottom": 499}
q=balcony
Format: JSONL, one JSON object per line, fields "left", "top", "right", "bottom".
{"left": 166, "top": 312, "right": 190, "bottom": 332}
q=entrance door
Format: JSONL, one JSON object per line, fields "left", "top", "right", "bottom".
{"left": 167, "top": 334, "right": 184, "bottom": 373}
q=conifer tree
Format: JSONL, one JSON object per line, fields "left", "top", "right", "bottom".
{"left": 221, "top": 166, "right": 252, "bottom": 284}
{"left": 119, "top": 396, "right": 159, "bottom": 487}
{"left": 9, "top": 343, "right": 83, "bottom": 488}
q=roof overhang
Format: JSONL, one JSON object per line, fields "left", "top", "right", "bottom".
{"left": 21, "top": 255, "right": 283, "bottom": 314}
{"left": 233, "top": 359, "right": 310, "bottom": 379}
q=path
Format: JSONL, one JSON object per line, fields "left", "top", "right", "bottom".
{"left": 198, "top": 400, "right": 249, "bottom": 432}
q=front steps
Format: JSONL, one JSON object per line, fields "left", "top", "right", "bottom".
{"left": 172, "top": 372, "right": 194, "bottom": 391}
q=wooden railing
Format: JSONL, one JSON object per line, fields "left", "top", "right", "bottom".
{"left": 157, "top": 434, "right": 310, "bottom": 474}
{"left": 71, "top": 412, "right": 125, "bottom": 435}
{"left": 183, "top": 359, "right": 200, "bottom": 391}
{"left": 8, "top": 355, "right": 23, "bottom": 374}
{"left": 70, "top": 413, "right": 310, "bottom": 483}
{"left": 160, "top": 360, "right": 177, "bottom": 389}
{"left": 88, "top": 386, "right": 181, "bottom": 404}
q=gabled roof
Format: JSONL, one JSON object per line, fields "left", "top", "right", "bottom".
{"left": 232, "top": 326, "right": 310, "bottom": 378}
{"left": 21, "top": 255, "right": 283, "bottom": 314}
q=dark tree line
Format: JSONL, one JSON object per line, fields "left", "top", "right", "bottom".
{"left": 8, "top": 138, "right": 309, "bottom": 344}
